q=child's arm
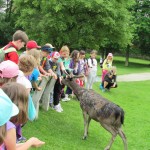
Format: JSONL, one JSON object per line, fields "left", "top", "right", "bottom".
{"left": 4, "top": 128, "right": 16, "bottom": 150}
{"left": 32, "top": 81, "right": 42, "bottom": 91}
{"left": 16, "top": 137, "right": 45, "bottom": 150}
{"left": 48, "top": 69, "right": 57, "bottom": 79}
{"left": 38, "top": 66, "right": 49, "bottom": 75}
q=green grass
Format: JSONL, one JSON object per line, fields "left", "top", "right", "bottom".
{"left": 22, "top": 56, "right": 149, "bottom": 149}
{"left": 23, "top": 80, "right": 150, "bottom": 150}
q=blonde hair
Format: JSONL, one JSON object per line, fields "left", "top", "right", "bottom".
{"left": 90, "top": 50, "right": 97, "bottom": 54}
{"left": 60, "top": 45, "right": 70, "bottom": 53}
{"left": 111, "top": 66, "right": 117, "bottom": 75}
{"left": 2, "top": 82, "right": 28, "bottom": 124}
{"left": 19, "top": 55, "right": 35, "bottom": 73}
{"left": 0, "top": 77, "right": 17, "bottom": 86}
{"left": 27, "top": 49, "right": 41, "bottom": 66}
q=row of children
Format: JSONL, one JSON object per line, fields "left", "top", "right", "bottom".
{"left": 0, "top": 67, "right": 45, "bottom": 149}
{"left": 0, "top": 30, "right": 57, "bottom": 148}
{"left": 0, "top": 30, "right": 98, "bottom": 148}
{"left": 0, "top": 29, "right": 117, "bottom": 149}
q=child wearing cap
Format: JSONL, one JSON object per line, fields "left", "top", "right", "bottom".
{"left": 86, "top": 50, "right": 97, "bottom": 90}
{"left": 1, "top": 82, "right": 45, "bottom": 150}
{"left": 2, "top": 30, "right": 28, "bottom": 64}
{"left": 26, "top": 40, "right": 41, "bottom": 51}
{"left": 39, "top": 45, "right": 57, "bottom": 79}
{"left": 49, "top": 52, "right": 63, "bottom": 112}
{"left": 0, "top": 60, "right": 19, "bottom": 87}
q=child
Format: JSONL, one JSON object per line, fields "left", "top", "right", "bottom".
{"left": 40, "top": 45, "right": 57, "bottom": 79}
{"left": 62, "top": 50, "right": 81, "bottom": 101}
{"left": 17, "top": 55, "right": 36, "bottom": 94}
{"left": 86, "top": 50, "right": 97, "bottom": 90}
{"left": 0, "top": 89, "right": 19, "bottom": 148}
{"left": 59, "top": 45, "right": 71, "bottom": 100}
{"left": 101, "top": 53, "right": 113, "bottom": 82}
{"left": 49, "top": 52, "right": 63, "bottom": 112}
{"left": 0, "top": 60, "right": 19, "bottom": 87}
{"left": 17, "top": 55, "right": 36, "bottom": 141}
{"left": 79, "top": 50, "right": 89, "bottom": 76}
{"left": 69, "top": 50, "right": 81, "bottom": 75}
{"left": 2, "top": 82, "right": 45, "bottom": 150}
{"left": 27, "top": 49, "right": 42, "bottom": 91}
{"left": 26, "top": 40, "right": 41, "bottom": 51}
{"left": 101, "top": 66, "right": 117, "bottom": 92}
{"left": 3, "top": 30, "right": 28, "bottom": 64}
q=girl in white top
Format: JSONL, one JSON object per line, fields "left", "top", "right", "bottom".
{"left": 86, "top": 50, "right": 97, "bottom": 90}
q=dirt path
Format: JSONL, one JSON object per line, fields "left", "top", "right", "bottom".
{"left": 96, "top": 72, "right": 150, "bottom": 82}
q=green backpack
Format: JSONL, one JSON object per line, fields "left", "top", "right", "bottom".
{"left": 0, "top": 46, "right": 16, "bottom": 63}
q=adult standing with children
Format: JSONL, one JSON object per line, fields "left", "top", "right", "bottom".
{"left": 86, "top": 50, "right": 97, "bottom": 90}
{"left": 1, "top": 30, "right": 28, "bottom": 64}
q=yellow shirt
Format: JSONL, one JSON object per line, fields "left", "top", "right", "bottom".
{"left": 102, "top": 59, "right": 113, "bottom": 70}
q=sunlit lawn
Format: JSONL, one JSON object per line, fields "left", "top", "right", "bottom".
{"left": 23, "top": 80, "right": 150, "bottom": 150}
{"left": 21, "top": 56, "right": 150, "bottom": 149}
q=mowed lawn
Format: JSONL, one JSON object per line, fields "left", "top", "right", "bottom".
{"left": 23, "top": 80, "right": 150, "bottom": 150}
{"left": 22, "top": 56, "right": 150, "bottom": 149}
{"left": 97, "top": 56, "right": 150, "bottom": 76}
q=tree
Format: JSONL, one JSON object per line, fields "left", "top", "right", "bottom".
{"left": 13, "top": 0, "right": 135, "bottom": 52}
{"left": 0, "top": 0, "right": 17, "bottom": 46}
{"left": 133, "top": 0, "right": 150, "bottom": 56}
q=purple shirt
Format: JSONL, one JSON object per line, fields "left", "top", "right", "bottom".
{"left": 69, "top": 59, "right": 81, "bottom": 75}
{"left": 1, "top": 121, "right": 16, "bottom": 150}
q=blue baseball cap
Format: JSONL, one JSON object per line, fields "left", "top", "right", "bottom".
{"left": 0, "top": 89, "right": 19, "bottom": 126}
{"left": 41, "top": 46, "right": 53, "bottom": 53}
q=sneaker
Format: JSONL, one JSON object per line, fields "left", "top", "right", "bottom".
{"left": 59, "top": 104, "right": 63, "bottom": 112}
{"left": 17, "top": 136, "right": 26, "bottom": 143}
{"left": 99, "top": 83, "right": 103, "bottom": 90}
{"left": 62, "top": 94, "right": 71, "bottom": 102}
{"left": 102, "top": 89, "right": 106, "bottom": 92}
{"left": 61, "top": 97, "right": 70, "bottom": 102}
{"left": 54, "top": 104, "right": 63, "bottom": 112}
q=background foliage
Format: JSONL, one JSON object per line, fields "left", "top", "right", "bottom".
{"left": 0, "top": 0, "right": 149, "bottom": 58}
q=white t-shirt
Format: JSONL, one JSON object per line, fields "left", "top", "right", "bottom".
{"left": 17, "top": 70, "right": 32, "bottom": 89}
{"left": 87, "top": 58, "right": 97, "bottom": 71}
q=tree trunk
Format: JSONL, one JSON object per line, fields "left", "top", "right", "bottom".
{"left": 125, "top": 46, "right": 129, "bottom": 66}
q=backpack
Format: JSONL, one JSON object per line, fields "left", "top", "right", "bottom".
{"left": 100, "top": 58, "right": 104, "bottom": 68}
{"left": 84, "top": 59, "right": 89, "bottom": 76}
{"left": 0, "top": 46, "right": 16, "bottom": 63}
